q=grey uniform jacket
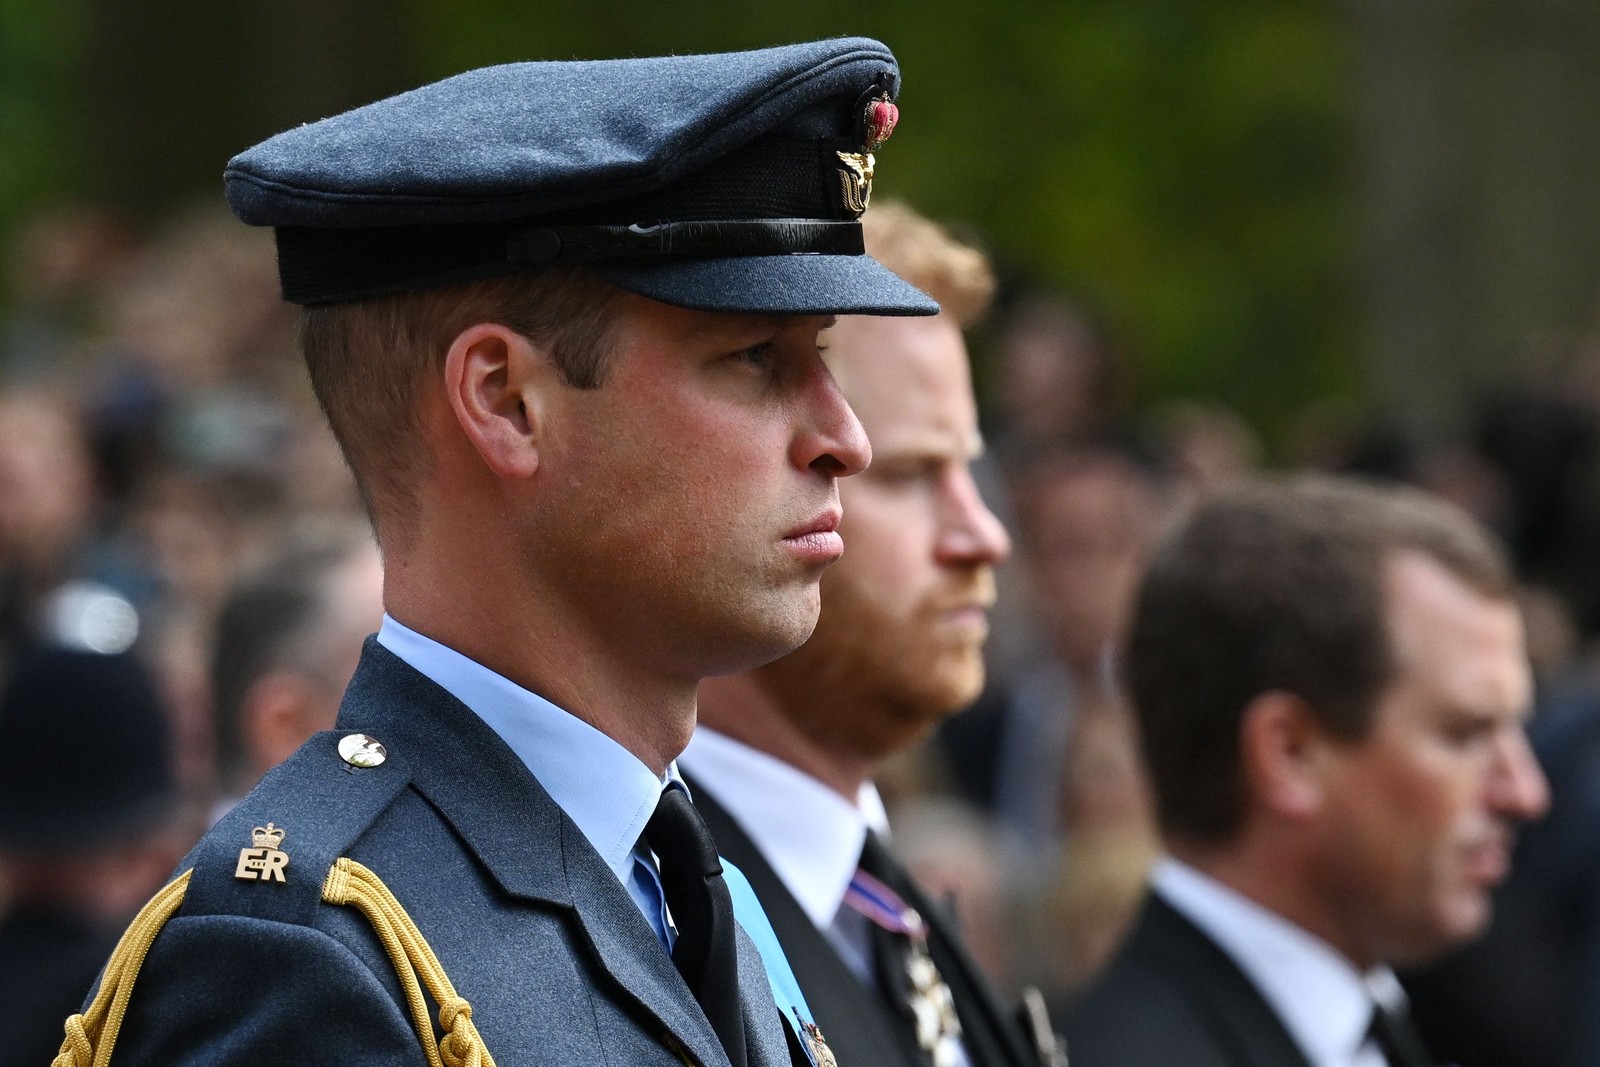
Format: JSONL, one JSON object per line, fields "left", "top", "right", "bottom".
{"left": 96, "top": 639, "right": 802, "bottom": 1067}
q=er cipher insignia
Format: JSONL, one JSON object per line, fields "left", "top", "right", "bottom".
{"left": 235, "top": 822, "right": 290, "bottom": 883}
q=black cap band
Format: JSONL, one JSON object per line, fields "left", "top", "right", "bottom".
{"left": 277, "top": 218, "right": 866, "bottom": 304}
{"left": 274, "top": 134, "right": 871, "bottom": 305}
{"left": 509, "top": 219, "right": 865, "bottom": 263}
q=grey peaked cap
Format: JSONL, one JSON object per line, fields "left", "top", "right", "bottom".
{"left": 229, "top": 38, "right": 897, "bottom": 226}
{"left": 223, "top": 37, "right": 939, "bottom": 314}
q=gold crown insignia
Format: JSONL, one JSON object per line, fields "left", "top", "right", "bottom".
{"left": 251, "top": 823, "right": 285, "bottom": 850}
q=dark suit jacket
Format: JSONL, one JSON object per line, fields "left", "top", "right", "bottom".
{"left": 687, "top": 774, "right": 1039, "bottom": 1067}
{"left": 97, "top": 641, "right": 799, "bottom": 1067}
{"left": 1060, "top": 893, "right": 1315, "bottom": 1067}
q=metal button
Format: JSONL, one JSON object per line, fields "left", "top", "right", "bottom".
{"left": 338, "top": 733, "right": 388, "bottom": 768}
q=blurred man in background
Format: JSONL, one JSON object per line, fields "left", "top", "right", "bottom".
{"left": 687, "top": 202, "right": 1058, "bottom": 1067}
{"left": 209, "top": 523, "right": 383, "bottom": 813}
{"left": 1062, "top": 476, "right": 1549, "bottom": 1067}
{"left": 942, "top": 445, "right": 1164, "bottom": 855}
{"left": 0, "top": 392, "right": 99, "bottom": 668}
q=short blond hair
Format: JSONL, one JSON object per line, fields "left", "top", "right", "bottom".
{"left": 861, "top": 201, "right": 996, "bottom": 327}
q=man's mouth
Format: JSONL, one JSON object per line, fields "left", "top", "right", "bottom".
{"left": 782, "top": 509, "right": 843, "bottom": 562}
{"left": 1461, "top": 837, "right": 1510, "bottom": 884}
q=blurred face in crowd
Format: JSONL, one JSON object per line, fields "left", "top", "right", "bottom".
{"left": 244, "top": 544, "right": 386, "bottom": 779}
{"left": 1312, "top": 550, "right": 1547, "bottom": 966}
{"left": 995, "top": 300, "right": 1113, "bottom": 443}
{"left": 1019, "top": 456, "right": 1158, "bottom": 673}
{"left": 0, "top": 395, "right": 95, "bottom": 565}
{"left": 756, "top": 312, "right": 1011, "bottom": 758}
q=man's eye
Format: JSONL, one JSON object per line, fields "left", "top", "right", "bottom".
{"left": 1442, "top": 717, "right": 1496, "bottom": 747}
{"left": 731, "top": 342, "right": 777, "bottom": 366}
{"left": 873, "top": 460, "right": 942, "bottom": 486}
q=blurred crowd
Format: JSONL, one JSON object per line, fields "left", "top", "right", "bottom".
{"left": 5, "top": 198, "right": 1600, "bottom": 1066}
{"left": 0, "top": 202, "right": 381, "bottom": 1064}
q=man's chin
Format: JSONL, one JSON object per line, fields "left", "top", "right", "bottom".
{"left": 1444, "top": 890, "right": 1494, "bottom": 943}
{"left": 702, "top": 593, "right": 822, "bottom": 675}
{"left": 932, "top": 645, "right": 987, "bottom": 698}
{"left": 1392, "top": 895, "right": 1493, "bottom": 966}
{"left": 898, "top": 660, "right": 987, "bottom": 725}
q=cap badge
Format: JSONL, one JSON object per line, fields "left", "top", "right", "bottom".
{"left": 835, "top": 151, "right": 876, "bottom": 217}
{"left": 235, "top": 822, "right": 290, "bottom": 883}
{"left": 835, "top": 93, "right": 895, "bottom": 218}
{"left": 800, "top": 1019, "right": 838, "bottom": 1067}
{"left": 863, "top": 96, "right": 899, "bottom": 151}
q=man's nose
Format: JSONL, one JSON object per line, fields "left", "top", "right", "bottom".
{"left": 1490, "top": 730, "right": 1550, "bottom": 823}
{"left": 794, "top": 365, "right": 870, "bottom": 478}
{"left": 937, "top": 468, "right": 1013, "bottom": 566}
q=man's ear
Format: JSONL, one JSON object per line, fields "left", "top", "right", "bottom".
{"left": 443, "top": 322, "right": 552, "bottom": 480}
{"left": 1239, "top": 690, "right": 1330, "bottom": 821}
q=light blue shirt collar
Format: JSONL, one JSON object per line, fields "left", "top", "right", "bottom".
{"left": 376, "top": 614, "right": 667, "bottom": 890}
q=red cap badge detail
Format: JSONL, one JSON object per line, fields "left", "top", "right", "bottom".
{"left": 864, "top": 97, "right": 899, "bottom": 151}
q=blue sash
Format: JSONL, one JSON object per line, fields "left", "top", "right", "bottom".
{"left": 723, "top": 857, "right": 821, "bottom": 1064}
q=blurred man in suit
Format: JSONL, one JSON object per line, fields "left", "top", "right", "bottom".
{"left": 687, "top": 202, "right": 1057, "bottom": 1067}
{"left": 1062, "top": 476, "right": 1550, "bottom": 1067}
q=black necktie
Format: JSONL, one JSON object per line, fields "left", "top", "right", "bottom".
{"left": 646, "top": 787, "right": 748, "bottom": 1067}
{"left": 1368, "top": 1000, "right": 1435, "bottom": 1067}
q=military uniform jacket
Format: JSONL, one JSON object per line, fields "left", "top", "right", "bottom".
{"left": 686, "top": 776, "right": 1040, "bottom": 1067}
{"left": 100, "top": 641, "right": 802, "bottom": 1067}
{"left": 1060, "top": 893, "right": 1316, "bottom": 1067}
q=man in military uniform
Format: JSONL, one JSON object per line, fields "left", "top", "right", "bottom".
{"left": 65, "top": 39, "right": 936, "bottom": 1067}
{"left": 684, "top": 202, "right": 1059, "bottom": 1067}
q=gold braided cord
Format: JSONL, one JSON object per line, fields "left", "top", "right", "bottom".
{"left": 53, "top": 869, "right": 194, "bottom": 1067}
{"left": 50, "top": 859, "right": 495, "bottom": 1067}
{"left": 321, "top": 857, "right": 497, "bottom": 1067}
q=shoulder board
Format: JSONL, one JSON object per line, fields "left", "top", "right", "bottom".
{"left": 180, "top": 730, "right": 412, "bottom": 926}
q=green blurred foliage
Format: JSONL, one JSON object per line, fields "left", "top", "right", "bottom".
{"left": 0, "top": 1, "right": 88, "bottom": 224}
{"left": 0, "top": 1, "right": 1357, "bottom": 443}
{"left": 413, "top": 0, "right": 1357, "bottom": 438}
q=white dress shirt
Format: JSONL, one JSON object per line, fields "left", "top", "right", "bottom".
{"left": 683, "top": 728, "right": 974, "bottom": 1067}
{"left": 377, "top": 614, "right": 674, "bottom": 946}
{"left": 679, "top": 727, "right": 889, "bottom": 979}
{"left": 1152, "top": 857, "right": 1403, "bottom": 1067}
